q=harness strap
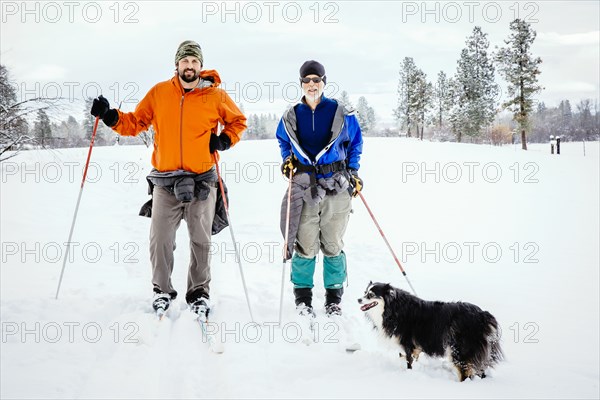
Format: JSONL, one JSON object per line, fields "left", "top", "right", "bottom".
{"left": 295, "top": 160, "right": 346, "bottom": 175}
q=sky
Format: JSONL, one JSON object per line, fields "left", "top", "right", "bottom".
{"left": 1, "top": 0, "right": 599, "bottom": 124}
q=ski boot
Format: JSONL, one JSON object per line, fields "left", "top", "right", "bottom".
{"left": 324, "top": 288, "right": 343, "bottom": 317}
{"left": 153, "top": 292, "right": 171, "bottom": 319}
{"left": 190, "top": 297, "right": 210, "bottom": 321}
{"left": 294, "top": 288, "right": 315, "bottom": 317}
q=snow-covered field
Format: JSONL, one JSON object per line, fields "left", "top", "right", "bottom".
{"left": 1, "top": 138, "right": 599, "bottom": 399}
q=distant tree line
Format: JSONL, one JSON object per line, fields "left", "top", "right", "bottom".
{"left": 244, "top": 113, "right": 279, "bottom": 140}
{"left": 528, "top": 99, "right": 599, "bottom": 143}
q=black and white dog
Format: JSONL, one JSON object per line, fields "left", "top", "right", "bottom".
{"left": 358, "top": 282, "right": 503, "bottom": 381}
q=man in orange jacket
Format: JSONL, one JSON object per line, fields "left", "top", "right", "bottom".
{"left": 90, "top": 40, "right": 246, "bottom": 318}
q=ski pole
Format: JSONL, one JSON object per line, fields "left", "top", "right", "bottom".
{"left": 278, "top": 170, "right": 293, "bottom": 326}
{"left": 55, "top": 116, "right": 100, "bottom": 299}
{"left": 357, "top": 191, "right": 418, "bottom": 296}
{"left": 212, "top": 153, "right": 255, "bottom": 322}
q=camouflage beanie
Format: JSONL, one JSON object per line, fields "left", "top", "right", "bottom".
{"left": 175, "top": 40, "right": 203, "bottom": 66}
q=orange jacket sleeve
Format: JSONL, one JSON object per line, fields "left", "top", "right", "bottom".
{"left": 217, "top": 89, "right": 246, "bottom": 146}
{"left": 111, "top": 87, "right": 155, "bottom": 137}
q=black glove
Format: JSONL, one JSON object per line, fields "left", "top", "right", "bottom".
{"left": 91, "top": 95, "right": 109, "bottom": 118}
{"left": 90, "top": 95, "right": 118, "bottom": 127}
{"left": 348, "top": 169, "right": 363, "bottom": 197}
{"left": 281, "top": 155, "right": 296, "bottom": 177}
{"left": 209, "top": 133, "right": 231, "bottom": 153}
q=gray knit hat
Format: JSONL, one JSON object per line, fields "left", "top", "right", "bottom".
{"left": 175, "top": 40, "right": 203, "bottom": 66}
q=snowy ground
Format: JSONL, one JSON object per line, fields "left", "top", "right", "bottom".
{"left": 1, "top": 138, "right": 599, "bottom": 399}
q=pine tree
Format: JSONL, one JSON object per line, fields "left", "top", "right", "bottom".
{"left": 356, "top": 96, "right": 376, "bottom": 135}
{"left": 66, "top": 116, "right": 81, "bottom": 145}
{"left": 412, "top": 69, "right": 433, "bottom": 140}
{"left": 263, "top": 113, "right": 279, "bottom": 139}
{"left": 252, "top": 114, "right": 261, "bottom": 138}
{"left": 537, "top": 101, "right": 546, "bottom": 114}
{"left": 450, "top": 27, "right": 499, "bottom": 142}
{"left": 495, "top": 19, "right": 543, "bottom": 150}
{"left": 394, "top": 57, "right": 420, "bottom": 137}
{"left": 258, "top": 114, "right": 268, "bottom": 138}
{"left": 530, "top": 101, "right": 548, "bottom": 142}
{"left": 433, "top": 71, "right": 452, "bottom": 129}
{"left": 558, "top": 100, "right": 573, "bottom": 137}
{"left": 245, "top": 114, "right": 255, "bottom": 139}
{"left": 33, "top": 109, "right": 52, "bottom": 147}
{"left": 337, "top": 91, "right": 353, "bottom": 109}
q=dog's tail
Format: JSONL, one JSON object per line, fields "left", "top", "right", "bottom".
{"left": 469, "top": 311, "right": 504, "bottom": 374}
{"left": 483, "top": 311, "right": 504, "bottom": 368}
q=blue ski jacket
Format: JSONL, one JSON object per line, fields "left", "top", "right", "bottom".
{"left": 276, "top": 95, "right": 363, "bottom": 177}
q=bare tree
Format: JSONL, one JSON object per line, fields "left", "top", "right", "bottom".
{"left": 0, "top": 64, "right": 61, "bottom": 161}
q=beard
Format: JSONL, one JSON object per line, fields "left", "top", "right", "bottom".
{"left": 304, "top": 88, "right": 322, "bottom": 103}
{"left": 178, "top": 68, "right": 200, "bottom": 83}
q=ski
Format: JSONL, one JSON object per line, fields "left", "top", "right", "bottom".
{"left": 296, "top": 308, "right": 317, "bottom": 345}
{"left": 197, "top": 315, "right": 225, "bottom": 354}
{"left": 345, "top": 342, "right": 362, "bottom": 353}
{"left": 155, "top": 307, "right": 167, "bottom": 321}
{"left": 324, "top": 312, "right": 362, "bottom": 353}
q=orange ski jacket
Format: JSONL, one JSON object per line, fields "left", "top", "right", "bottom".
{"left": 111, "top": 70, "right": 246, "bottom": 173}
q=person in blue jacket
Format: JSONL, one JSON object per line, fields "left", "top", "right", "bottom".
{"left": 276, "top": 60, "right": 363, "bottom": 317}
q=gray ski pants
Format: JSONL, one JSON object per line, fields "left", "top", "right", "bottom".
{"left": 295, "top": 190, "right": 352, "bottom": 258}
{"left": 149, "top": 186, "right": 217, "bottom": 302}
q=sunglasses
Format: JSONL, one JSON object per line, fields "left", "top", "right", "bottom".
{"left": 300, "top": 76, "right": 324, "bottom": 84}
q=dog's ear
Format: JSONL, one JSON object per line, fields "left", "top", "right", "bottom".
{"left": 384, "top": 283, "right": 395, "bottom": 298}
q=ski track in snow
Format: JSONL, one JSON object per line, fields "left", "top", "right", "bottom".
{"left": 1, "top": 139, "right": 599, "bottom": 399}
